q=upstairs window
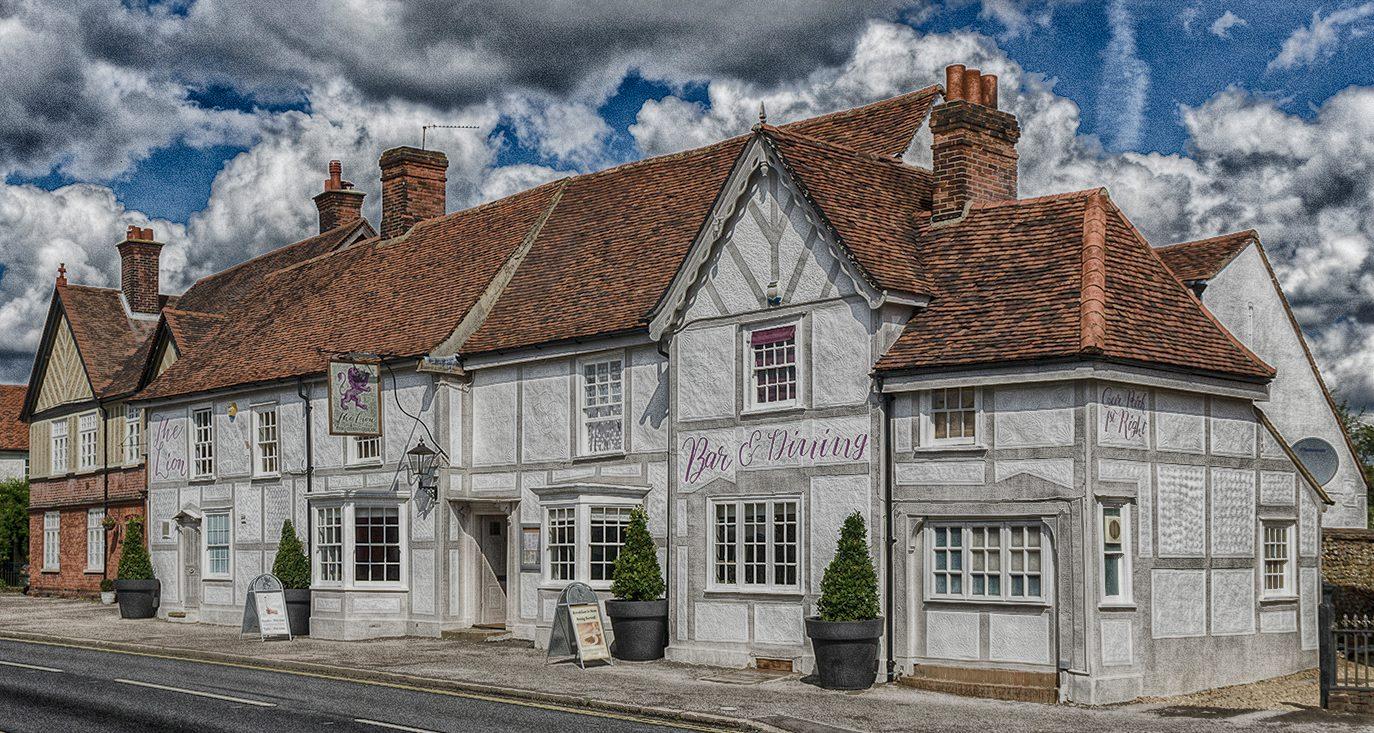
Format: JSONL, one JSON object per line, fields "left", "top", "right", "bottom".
{"left": 124, "top": 406, "right": 142, "bottom": 464}
{"left": 192, "top": 408, "right": 215, "bottom": 478}
{"left": 748, "top": 325, "right": 798, "bottom": 409}
{"left": 580, "top": 358, "right": 624, "bottom": 455}
{"left": 50, "top": 420, "right": 69, "bottom": 475}
{"left": 253, "top": 406, "right": 279, "bottom": 477}
{"left": 930, "top": 387, "right": 978, "bottom": 445}
{"left": 78, "top": 412, "right": 99, "bottom": 470}
{"left": 348, "top": 435, "right": 382, "bottom": 466}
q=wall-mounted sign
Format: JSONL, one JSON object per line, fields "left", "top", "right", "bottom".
{"left": 520, "top": 525, "right": 541, "bottom": 572}
{"left": 328, "top": 360, "right": 382, "bottom": 436}
{"left": 1292, "top": 437, "right": 1339, "bottom": 486}
{"left": 240, "top": 573, "right": 292, "bottom": 641}
{"left": 680, "top": 425, "right": 870, "bottom": 485}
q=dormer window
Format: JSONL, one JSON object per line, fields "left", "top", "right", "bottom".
{"left": 923, "top": 386, "right": 981, "bottom": 447}
{"left": 747, "top": 324, "right": 799, "bottom": 410}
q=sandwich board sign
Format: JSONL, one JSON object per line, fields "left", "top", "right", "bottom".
{"left": 546, "top": 582, "right": 611, "bottom": 668}
{"left": 241, "top": 574, "right": 292, "bottom": 641}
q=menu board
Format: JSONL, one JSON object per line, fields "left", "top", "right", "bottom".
{"left": 568, "top": 603, "right": 610, "bottom": 662}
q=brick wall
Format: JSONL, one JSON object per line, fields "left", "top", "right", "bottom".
{"left": 379, "top": 146, "right": 448, "bottom": 239}
{"left": 28, "top": 501, "right": 142, "bottom": 596}
{"left": 930, "top": 100, "right": 1020, "bottom": 222}
{"left": 1328, "top": 690, "right": 1374, "bottom": 714}
{"left": 1323, "top": 528, "right": 1374, "bottom": 619}
{"left": 28, "top": 465, "right": 145, "bottom": 509}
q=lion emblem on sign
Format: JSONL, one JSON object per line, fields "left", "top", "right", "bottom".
{"left": 337, "top": 365, "right": 372, "bottom": 409}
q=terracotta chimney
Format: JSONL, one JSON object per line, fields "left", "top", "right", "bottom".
{"left": 931, "top": 64, "right": 1020, "bottom": 223}
{"left": 313, "top": 159, "right": 366, "bottom": 233}
{"left": 379, "top": 146, "right": 448, "bottom": 239}
{"left": 117, "top": 225, "right": 163, "bottom": 314}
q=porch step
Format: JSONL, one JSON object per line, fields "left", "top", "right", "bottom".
{"left": 900, "top": 664, "right": 1057, "bottom": 704}
{"left": 441, "top": 627, "right": 508, "bottom": 642}
{"left": 165, "top": 611, "right": 199, "bottom": 624}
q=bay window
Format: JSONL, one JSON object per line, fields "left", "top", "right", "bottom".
{"left": 309, "top": 503, "right": 407, "bottom": 588}
{"left": 192, "top": 408, "right": 214, "bottom": 478}
{"left": 252, "top": 405, "right": 279, "bottom": 477}
{"left": 78, "top": 412, "right": 98, "bottom": 470}
{"left": 1262, "top": 522, "right": 1295, "bottom": 598}
{"left": 50, "top": 420, "right": 68, "bottom": 475}
{"left": 928, "top": 522, "right": 1047, "bottom": 602}
{"left": 710, "top": 497, "right": 801, "bottom": 592}
{"left": 747, "top": 324, "right": 799, "bottom": 409}
{"left": 580, "top": 358, "right": 624, "bottom": 455}
{"left": 547, "top": 507, "right": 577, "bottom": 582}
{"left": 589, "top": 506, "right": 633, "bottom": 581}
{"left": 538, "top": 489, "right": 644, "bottom": 586}
{"left": 204, "top": 511, "right": 231, "bottom": 579}
{"left": 86, "top": 508, "right": 105, "bottom": 572}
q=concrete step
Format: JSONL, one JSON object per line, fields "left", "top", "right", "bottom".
{"left": 900, "top": 664, "right": 1058, "bottom": 704}
{"left": 441, "top": 627, "right": 508, "bottom": 642}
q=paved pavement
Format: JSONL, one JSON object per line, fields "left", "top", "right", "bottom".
{"left": 0, "top": 639, "right": 689, "bottom": 733}
{"left": 1, "top": 594, "right": 1371, "bottom": 732}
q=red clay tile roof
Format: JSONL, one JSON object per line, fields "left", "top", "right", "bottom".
{"left": 781, "top": 87, "right": 940, "bottom": 158}
{"left": 1156, "top": 230, "right": 1256, "bottom": 282}
{"left": 139, "top": 182, "right": 565, "bottom": 400}
{"left": 55, "top": 284, "right": 161, "bottom": 397}
{"left": 874, "top": 191, "right": 1274, "bottom": 380}
{"left": 0, "top": 385, "right": 26, "bottom": 452}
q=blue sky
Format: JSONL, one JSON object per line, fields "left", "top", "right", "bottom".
{"left": 2, "top": 0, "right": 1374, "bottom": 407}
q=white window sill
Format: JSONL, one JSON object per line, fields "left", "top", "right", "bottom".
{"left": 344, "top": 461, "right": 384, "bottom": 470}
{"left": 41, "top": 568, "right": 59, "bottom": 574}
{"left": 572, "top": 451, "right": 627, "bottom": 463}
{"left": 1260, "top": 594, "right": 1299, "bottom": 605}
{"left": 705, "top": 587, "right": 804, "bottom": 597}
{"left": 347, "top": 584, "right": 409, "bottom": 592}
{"left": 202, "top": 576, "right": 233, "bottom": 583}
{"left": 740, "top": 404, "right": 804, "bottom": 418}
{"left": 923, "top": 596, "right": 1050, "bottom": 608}
{"left": 911, "top": 443, "right": 985, "bottom": 454}
{"left": 539, "top": 581, "right": 613, "bottom": 592}
{"left": 84, "top": 568, "right": 105, "bottom": 575}
{"left": 1098, "top": 601, "right": 1136, "bottom": 610}
{"left": 251, "top": 473, "right": 281, "bottom": 481}
{"left": 189, "top": 475, "right": 216, "bottom": 484}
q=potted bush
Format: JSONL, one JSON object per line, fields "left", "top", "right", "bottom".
{"left": 113, "top": 516, "right": 159, "bottom": 619}
{"left": 604, "top": 507, "right": 667, "bottom": 660}
{"left": 99, "top": 578, "right": 115, "bottom": 605}
{"left": 805, "top": 511, "right": 882, "bottom": 690}
{"left": 272, "top": 519, "right": 311, "bottom": 636}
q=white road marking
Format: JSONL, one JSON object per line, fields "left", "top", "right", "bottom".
{"left": 0, "top": 660, "right": 63, "bottom": 673}
{"left": 113, "top": 678, "right": 277, "bottom": 707}
{"left": 353, "top": 720, "right": 442, "bottom": 733}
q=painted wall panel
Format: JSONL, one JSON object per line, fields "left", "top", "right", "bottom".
{"left": 1156, "top": 464, "right": 1206, "bottom": 557}
{"left": 994, "top": 384, "right": 1074, "bottom": 448}
{"left": 677, "top": 326, "right": 736, "bottom": 420}
{"left": 473, "top": 367, "right": 518, "bottom": 466}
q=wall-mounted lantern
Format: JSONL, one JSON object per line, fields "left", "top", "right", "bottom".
{"left": 406, "top": 439, "right": 442, "bottom": 501}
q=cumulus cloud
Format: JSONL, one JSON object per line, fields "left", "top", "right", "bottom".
{"left": 1096, "top": 0, "right": 1150, "bottom": 152}
{"left": 1209, "top": 10, "right": 1248, "bottom": 39}
{"left": 1178, "top": 3, "right": 1202, "bottom": 34}
{"left": 1269, "top": 3, "right": 1374, "bottom": 71}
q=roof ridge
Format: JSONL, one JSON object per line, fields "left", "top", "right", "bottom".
{"left": 761, "top": 124, "right": 931, "bottom": 175}
{"left": 970, "top": 187, "right": 1106, "bottom": 209}
{"left": 777, "top": 85, "right": 942, "bottom": 132}
{"left": 1159, "top": 229, "right": 1258, "bottom": 251}
{"left": 1079, "top": 192, "right": 1108, "bottom": 354}
{"left": 179, "top": 218, "right": 370, "bottom": 295}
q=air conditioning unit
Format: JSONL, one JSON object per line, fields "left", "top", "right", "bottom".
{"left": 1103, "top": 513, "right": 1123, "bottom": 543}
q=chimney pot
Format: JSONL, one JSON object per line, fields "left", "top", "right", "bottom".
{"left": 314, "top": 159, "right": 366, "bottom": 233}
{"left": 980, "top": 74, "right": 999, "bottom": 110}
{"left": 962, "top": 68, "right": 983, "bottom": 106}
{"left": 56, "top": 263, "right": 66, "bottom": 286}
{"left": 945, "top": 64, "right": 966, "bottom": 101}
{"left": 116, "top": 226, "right": 163, "bottom": 314}
{"left": 379, "top": 146, "right": 448, "bottom": 239}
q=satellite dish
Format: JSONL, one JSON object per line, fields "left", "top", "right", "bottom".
{"left": 1292, "top": 437, "right": 1339, "bottom": 486}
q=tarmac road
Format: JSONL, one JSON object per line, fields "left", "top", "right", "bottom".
{"left": 0, "top": 639, "right": 704, "bottom": 733}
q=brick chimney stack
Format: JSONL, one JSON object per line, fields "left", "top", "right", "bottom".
{"left": 313, "top": 159, "right": 366, "bottom": 233}
{"left": 930, "top": 64, "right": 1021, "bottom": 223}
{"left": 379, "top": 146, "right": 448, "bottom": 239}
{"left": 117, "top": 225, "right": 163, "bottom": 314}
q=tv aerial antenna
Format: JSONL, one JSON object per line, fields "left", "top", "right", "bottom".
{"left": 421, "top": 124, "right": 479, "bottom": 150}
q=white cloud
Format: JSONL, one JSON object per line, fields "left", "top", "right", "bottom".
{"left": 1178, "top": 4, "right": 1202, "bottom": 34}
{"left": 1096, "top": 0, "right": 1150, "bottom": 151}
{"left": 1269, "top": 3, "right": 1374, "bottom": 71}
{"left": 1209, "top": 10, "right": 1248, "bottom": 39}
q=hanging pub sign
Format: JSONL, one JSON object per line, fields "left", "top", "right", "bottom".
{"left": 241, "top": 574, "right": 292, "bottom": 641}
{"left": 547, "top": 582, "right": 611, "bottom": 668}
{"left": 328, "top": 359, "right": 382, "bottom": 436}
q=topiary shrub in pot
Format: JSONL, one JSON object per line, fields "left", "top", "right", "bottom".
{"left": 605, "top": 507, "right": 668, "bottom": 661}
{"left": 805, "top": 511, "right": 882, "bottom": 690}
{"left": 272, "top": 519, "right": 312, "bottom": 636}
{"left": 114, "top": 516, "right": 160, "bottom": 619}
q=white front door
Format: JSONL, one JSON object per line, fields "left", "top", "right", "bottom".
{"left": 477, "top": 515, "right": 508, "bottom": 627}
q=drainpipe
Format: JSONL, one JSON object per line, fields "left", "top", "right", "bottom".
{"left": 657, "top": 338, "right": 673, "bottom": 633}
{"left": 878, "top": 376, "right": 896, "bottom": 682}
{"left": 298, "top": 378, "right": 314, "bottom": 559}
{"left": 100, "top": 404, "right": 109, "bottom": 580}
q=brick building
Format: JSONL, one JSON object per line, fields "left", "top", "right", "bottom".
{"left": 0, "top": 385, "right": 27, "bottom": 481}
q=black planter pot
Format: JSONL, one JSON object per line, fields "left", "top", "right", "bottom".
{"left": 113, "top": 579, "right": 160, "bottom": 619}
{"left": 805, "top": 616, "right": 883, "bottom": 690}
{"left": 283, "top": 589, "right": 311, "bottom": 636}
{"left": 605, "top": 599, "right": 668, "bottom": 661}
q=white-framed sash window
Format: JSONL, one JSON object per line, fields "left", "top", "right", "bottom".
{"left": 313, "top": 505, "right": 344, "bottom": 585}
{"left": 43, "top": 511, "right": 60, "bottom": 570}
{"left": 252, "top": 405, "right": 279, "bottom": 477}
{"left": 310, "top": 502, "right": 407, "bottom": 588}
{"left": 203, "top": 511, "right": 231, "bottom": 579}
{"left": 927, "top": 521, "right": 1048, "bottom": 603}
{"left": 579, "top": 357, "right": 624, "bottom": 455}
{"left": 1262, "top": 522, "right": 1295, "bottom": 598}
{"left": 589, "top": 506, "right": 633, "bottom": 582}
{"left": 709, "top": 496, "right": 801, "bottom": 593}
{"left": 1099, "top": 503, "right": 1132, "bottom": 605}
{"left": 124, "top": 405, "right": 142, "bottom": 465}
{"left": 347, "top": 435, "right": 382, "bottom": 466}
{"left": 50, "top": 419, "right": 68, "bottom": 475}
{"left": 746, "top": 324, "right": 800, "bottom": 410}
{"left": 354, "top": 506, "right": 402, "bottom": 584}
{"left": 546, "top": 507, "right": 577, "bottom": 582}
{"left": 78, "top": 412, "right": 99, "bottom": 470}
{"left": 86, "top": 508, "right": 105, "bottom": 572}
{"left": 191, "top": 408, "right": 215, "bottom": 478}
{"left": 927, "top": 386, "right": 979, "bottom": 446}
